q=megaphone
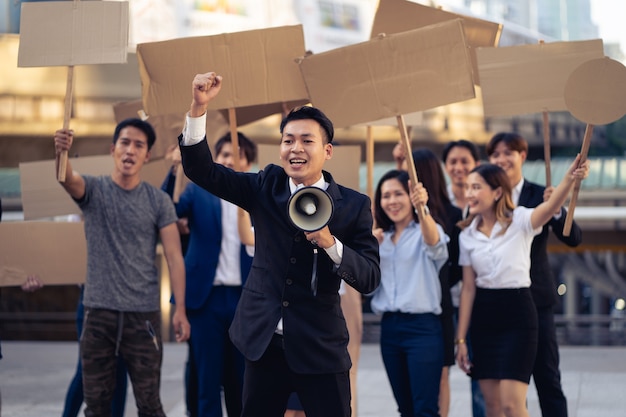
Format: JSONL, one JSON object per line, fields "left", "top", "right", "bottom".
{"left": 287, "top": 186, "right": 334, "bottom": 232}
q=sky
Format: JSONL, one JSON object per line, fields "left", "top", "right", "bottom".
{"left": 590, "top": 0, "right": 626, "bottom": 58}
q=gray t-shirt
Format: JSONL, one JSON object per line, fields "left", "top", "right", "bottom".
{"left": 78, "top": 175, "right": 178, "bottom": 312}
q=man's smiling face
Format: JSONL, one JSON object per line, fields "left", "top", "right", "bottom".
{"left": 279, "top": 119, "right": 332, "bottom": 186}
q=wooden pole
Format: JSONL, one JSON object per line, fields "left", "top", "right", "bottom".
{"left": 542, "top": 110, "right": 552, "bottom": 187}
{"left": 366, "top": 125, "right": 374, "bottom": 199}
{"left": 563, "top": 123, "right": 594, "bottom": 236}
{"left": 396, "top": 115, "right": 426, "bottom": 219}
{"left": 57, "top": 65, "right": 74, "bottom": 182}
{"left": 228, "top": 108, "right": 240, "bottom": 170}
{"left": 173, "top": 164, "right": 184, "bottom": 203}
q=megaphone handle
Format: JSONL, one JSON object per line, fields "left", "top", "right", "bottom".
{"left": 311, "top": 248, "right": 318, "bottom": 296}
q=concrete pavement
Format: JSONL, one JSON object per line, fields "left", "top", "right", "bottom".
{"left": 1, "top": 341, "right": 625, "bottom": 417}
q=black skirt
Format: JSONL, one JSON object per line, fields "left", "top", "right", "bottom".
{"left": 469, "top": 287, "right": 538, "bottom": 383}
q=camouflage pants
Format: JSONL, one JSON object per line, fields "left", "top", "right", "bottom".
{"left": 80, "top": 308, "right": 165, "bottom": 417}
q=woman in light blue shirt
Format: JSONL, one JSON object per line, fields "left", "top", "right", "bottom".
{"left": 371, "top": 169, "right": 449, "bottom": 417}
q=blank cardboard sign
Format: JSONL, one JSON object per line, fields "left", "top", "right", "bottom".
{"left": 19, "top": 156, "right": 172, "bottom": 220}
{"left": 0, "top": 221, "right": 86, "bottom": 286}
{"left": 371, "top": 0, "right": 502, "bottom": 85}
{"left": 299, "top": 19, "right": 475, "bottom": 128}
{"left": 18, "top": 1, "right": 129, "bottom": 67}
{"left": 564, "top": 57, "right": 626, "bottom": 125}
{"left": 136, "top": 25, "right": 308, "bottom": 117}
{"left": 477, "top": 39, "right": 605, "bottom": 117}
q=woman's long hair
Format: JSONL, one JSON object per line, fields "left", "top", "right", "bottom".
{"left": 411, "top": 148, "right": 453, "bottom": 233}
{"left": 457, "top": 163, "right": 515, "bottom": 234}
{"left": 374, "top": 170, "right": 414, "bottom": 232}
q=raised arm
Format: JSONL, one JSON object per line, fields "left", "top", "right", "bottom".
{"left": 54, "top": 129, "right": 85, "bottom": 199}
{"left": 409, "top": 180, "right": 440, "bottom": 246}
{"left": 190, "top": 72, "right": 223, "bottom": 117}
{"left": 530, "top": 154, "right": 589, "bottom": 230}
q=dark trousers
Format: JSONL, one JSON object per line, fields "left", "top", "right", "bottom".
{"left": 380, "top": 312, "right": 443, "bottom": 417}
{"left": 533, "top": 307, "right": 568, "bottom": 417}
{"left": 187, "top": 286, "right": 244, "bottom": 417}
{"left": 241, "top": 334, "right": 351, "bottom": 417}
{"left": 63, "top": 288, "right": 127, "bottom": 417}
{"left": 81, "top": 309, "right": 164, "bottom": 417}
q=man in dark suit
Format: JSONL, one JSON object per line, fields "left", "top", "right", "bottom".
{"left": 487, "top": 132, "right": 582, "bottom": 417}
{"left": 162, "top": 132, "right": 257, "bottom": 417}
{"left": 179, "top": 72, "right": 380, "bottom": 417}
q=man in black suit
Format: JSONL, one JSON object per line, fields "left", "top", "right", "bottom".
{"left": 179, "top": 72, "right": 380, "bottom": 417}
{"left": 486, "top": 132, "right": 582, "bottom": 417}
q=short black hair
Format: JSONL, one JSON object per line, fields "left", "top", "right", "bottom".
{"left": 485, "top": 132, "right": 528, "bottom": 157}
{"left": 113, "top": 118, "right": 156, "bottom": 150}
{"left": 442, "top": 139, "right": 480, "bottom": 163}
{"left": 280, "top": 106, "right": 334, "bottom": 143}
{"left": 215, "top": 131, "right": 258, "bottom": 163}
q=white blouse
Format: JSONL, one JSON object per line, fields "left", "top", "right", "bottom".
{"left": 459, "top": 206, "right": 541, "bottom": 289}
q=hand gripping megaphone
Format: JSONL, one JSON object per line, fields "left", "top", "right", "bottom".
{"left": 287, "top": 186, "right": 334, "bottom": 232}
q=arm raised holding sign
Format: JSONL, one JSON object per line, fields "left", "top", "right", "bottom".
{"left": 54, "top": 129, "right": 86, "bottom": 199}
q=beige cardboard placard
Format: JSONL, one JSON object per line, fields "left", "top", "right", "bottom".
{"left": 477, "top": 39, "right": 605, "bottom": 117}
{"left": 257, "top": 144, "right": 361, "bottom": 192}
{"left": 136, "top": 25, "right": 309, "bottom": 117}
{"left": 370, "top": 0, "right": 500, "bottom": 47}
{"left": 564, "top": 57, "right": 626, "bottom": 125}
{"left": 0, "top": 221, "right": 86, "bottom": 286}
{"left": 19, "top": 156, "right": 173, "bottom": 220}
{"left": 370, "top": 0, "right": 502, "bottom": 84}
{"left": 298, "top": 19, "right": 475, "bottom": 128}
{"left": 219, "top": 100, "right": 310, "bottom": 127}
{"left": 18, "top": 1, "right": 129, "bottom": 67}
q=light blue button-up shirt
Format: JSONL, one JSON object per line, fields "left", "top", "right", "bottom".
{"left": 371, "top": 221, "right": 449, "bottom": 315}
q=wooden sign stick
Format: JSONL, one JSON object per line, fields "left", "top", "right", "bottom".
{"left": 563, "top": 123, "right": 593, "bottom": 236}
{"left": 57, "top": 65, "right": 75, "bottom": 182}
{"left": 172, "top": 164, "right": 185, "bottom": 203}
{"left": 536, "top": 41, "right": 552, "bottom": 188}
{"left": 542, "top": 110, "right": 552, "bottom": 187}
{"left": 366, "top": 125, "right": 374, "bottom": 199}
{"left": 228, "top": 108, "right": 241, "bottom": 171}
{"left": 396, "top": 115, "right": 426, "bottom": 219}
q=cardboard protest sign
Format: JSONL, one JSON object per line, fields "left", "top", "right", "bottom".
{"left": 18, "top": 1, "right": 129, "bottom": 67}
{"left": 298, "top": 19, "right": 475, "bottom": 128}
{"left": 370, "top": 0, "right": 502, "bottom": 84}
{"left": 19, "top": 156, "right": 171, "bottom": 220}
{"left": 561, "top": 57, "right": 626, "bottom": 236}
{"left": 218, "top": 100, "right": 310, "bottom": 127}
{"left": 0, "top": 221, "right": 86, "bottom": 286}
{"left": 136, "top": 25, "right": 309, "bottom": 117}
{"left": 477, "top": 39, "right": 605, "bottom": 117}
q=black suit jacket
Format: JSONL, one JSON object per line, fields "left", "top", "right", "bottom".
{"left": 518, "top": 180, "right": 582, "bottom": 309}
{"left": 180, "top": 138, "right": 381, "bottom": 374}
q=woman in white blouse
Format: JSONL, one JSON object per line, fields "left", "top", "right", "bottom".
{"left": 455, "top": 156, "right": 588, "bottom": 417}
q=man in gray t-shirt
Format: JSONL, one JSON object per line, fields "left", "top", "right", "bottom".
{"left": 54, "top": 118, "right": 190, "bottom": 417}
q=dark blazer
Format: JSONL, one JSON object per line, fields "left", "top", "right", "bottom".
{"left": 180, "top": 138, "right": 381, "bottom": 374}
{"left": 519, "top": 179, "right": 582, "bottom": 309}
{"left": 161, "top": 172, "right": 252, "bottom": 309}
